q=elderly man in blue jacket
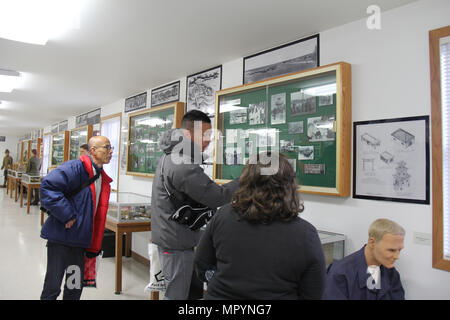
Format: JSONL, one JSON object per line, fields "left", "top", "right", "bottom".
{"left": 323, "top": 218, "right": 405, "bottom": 300}
{"left": 39, "top": 136, "right": 113, "bottom": 300}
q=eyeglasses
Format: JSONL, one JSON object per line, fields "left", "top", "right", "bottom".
{"left": 96, "top": 145, "right": 114, "bottom": 151}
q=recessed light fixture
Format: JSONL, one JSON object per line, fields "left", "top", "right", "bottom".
{"left": 0, "top": 69, "right": 21, "bottom": 93}
{"left": 0, "top": 0, "right": 86, "bottom": 45}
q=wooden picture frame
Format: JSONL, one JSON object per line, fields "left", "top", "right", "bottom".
{"left": 50, "top": 131, "right": 69, "bottom": 167}
{"left": 151, "top": 81, "right": 180, "bottom": 108}
{"left": 126, "top": 102, "right": 184, "bottom": 178}
{"left": 69, "top": 125, "right": 93, "bottom": 160}
{"left": 214, "top": 62, "right": 351, "bottom": 197}
{"left": 353, "top": 116, "right": 430, "bottom": 204}
{"left": 243, "top": 34, "right": 319, "bottom": 84}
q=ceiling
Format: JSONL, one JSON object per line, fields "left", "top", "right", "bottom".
{"left": 0, "top": 0, "right": 418, "bottom": 136}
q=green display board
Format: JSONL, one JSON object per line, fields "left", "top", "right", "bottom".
{"left": 126, "top": 102, "right": 184, "bottom": 177}
{"left": 214, "top": 63, "right": 352, "bottom": 196}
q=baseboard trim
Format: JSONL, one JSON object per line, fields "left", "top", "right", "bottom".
{"left": 131, "top": 250, "right": 150, "bottom": 267}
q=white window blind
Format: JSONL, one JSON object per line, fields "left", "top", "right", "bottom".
{"left": 100, "top": 116, "right": 121, "bottom": 191}
{"left": 41, "top": 135, "right": 51, "bottom": 175}
{"left": 440, "top": 37, "right": 450, "bottom": 260}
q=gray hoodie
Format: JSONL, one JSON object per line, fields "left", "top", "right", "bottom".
{"left": 150, "top": 128, "right": 239, "bottom": 250}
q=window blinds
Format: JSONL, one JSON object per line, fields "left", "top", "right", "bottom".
{"left": 440, "top": 37, "right": 450, "bottom": 260}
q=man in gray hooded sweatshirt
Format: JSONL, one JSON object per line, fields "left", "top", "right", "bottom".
{"left": 151, "top": 110, "right": 239, "bottom": 300}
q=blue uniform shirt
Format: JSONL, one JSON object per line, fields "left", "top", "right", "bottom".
{"left": 323, "top": 245, "right": 405, "bottom": 300}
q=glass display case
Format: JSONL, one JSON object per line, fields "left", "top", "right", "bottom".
{"left": 107, "top": 192, "right": 151, "bottom": 223}
{"left": 126, "top": 102, "right": 184, "bottom": 178}
{"left": 318, "top": 230, "right": 345, "bottom": 267}
{"left": 213, "top": 62, "right": 352, "bottom": 197}
{"left": 21, "top": 174, "right": 42, "bottom": 184}
{"left": 8, "top": 170, "right": 23, "bottom": 179}
{"left": 69, "top": 125, "right": 93, "bottom": 160}
{"left": 51, "top": 131, "right": 69, "bottom": 167}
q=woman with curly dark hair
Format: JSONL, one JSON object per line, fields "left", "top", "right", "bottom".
{"left": 194, "top": 152, "right": 326, "bottom": 299}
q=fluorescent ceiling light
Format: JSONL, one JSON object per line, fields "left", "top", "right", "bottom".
{"left": 0, "top": 0, "right": 85, "bottom": 45}
{"left": 0, "top": 69, "right": 21, "bottom": 92}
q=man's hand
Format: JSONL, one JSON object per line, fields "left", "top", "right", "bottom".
{"left": 65, "top": 218, "right": 76, "bottom": 229}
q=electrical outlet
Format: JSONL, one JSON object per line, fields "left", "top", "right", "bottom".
{"left": 413, "top": 232, "right": 431, "bottom": 246}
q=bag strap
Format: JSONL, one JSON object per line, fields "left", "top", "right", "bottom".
{"left": 66, "top": 170, "right": 101, "bottom": 197}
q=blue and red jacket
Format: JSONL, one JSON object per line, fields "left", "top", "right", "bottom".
{"left": 40, "top": 155, "right": 112, "bottom": 254}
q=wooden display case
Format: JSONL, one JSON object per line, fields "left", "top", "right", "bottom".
{"left": 126, "top": 102, "right": 184, "bottom": 178}
{"left": 213, "top": 62, "right": 352, "bottom": 197}
{"left": 69, "top": 125, "right": 93, "bottom": 160}
{"left": 50, "top": 131, "right": 69, "bottom": 167}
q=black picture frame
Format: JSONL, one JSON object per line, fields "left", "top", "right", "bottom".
{"left": 125, "top": 92, "right": 147, "bottom": 113}
{"left": 353, "top": 115, "right": 430, "bottom": 204}
{"left": 150, "top": 81, "right": 180, "bottom": 108}
{"left": 186, "top": 65, "right": 222, "bottom": 117}
{"left": 243, "top": 34, "right": 319, "bottom": 84}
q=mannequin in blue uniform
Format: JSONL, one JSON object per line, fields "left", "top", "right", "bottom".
{"left": 323, "top": 218, "right": 405, "bottom": 300}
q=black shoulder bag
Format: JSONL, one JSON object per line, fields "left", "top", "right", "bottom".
{"left": 160, "top": 154, "right": 215, "bottom": 231}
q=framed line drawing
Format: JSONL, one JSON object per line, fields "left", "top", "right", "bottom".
{"left": 243, "top": 34, "right": 319, "bottom": 84}
{"left": 186, "top": 65, "right": 222, "bottom": 117}
{"left": 353, "top": 115, "right": 430, "bottom": 204}
{"left": 151, "top": 81, "right": 180, "bottom": 108}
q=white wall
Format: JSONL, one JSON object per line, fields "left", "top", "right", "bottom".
{"left": 95, "top": 0, "right": 450, "bottom": 299}
{"left": 0, "top": 134, "right": 19, "bottom": 166}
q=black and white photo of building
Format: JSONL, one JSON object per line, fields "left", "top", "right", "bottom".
{"left": 288, "top": 121, "right": 304, "bottom": 134}
{"left": 290, "top": 91, "right": 316, "bottom": 116}
{"left": 151, "top": 81, "right": 180, "bottom": 108}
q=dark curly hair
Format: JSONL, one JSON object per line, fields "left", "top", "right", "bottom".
{"left": 231, "top": 152, "right": 303, "bottom": 224}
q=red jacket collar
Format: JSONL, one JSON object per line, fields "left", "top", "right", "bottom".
{"left": 79, "top": 155, "right": 112, "bottom": 184}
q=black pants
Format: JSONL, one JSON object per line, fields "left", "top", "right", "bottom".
{"left": 40, "top": 241, "right": 85, "bottom": 300}
{"left": 2, "top": 170, "right": 7, "bottom": 186}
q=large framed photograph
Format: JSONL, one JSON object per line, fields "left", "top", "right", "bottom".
{"left": 353, "top": 115, "right": 430, "bottom": 204}
{"left": 186, "top": 65, "right": 222, "bottom": 117}
{"left": 125, "top": 92, "right": 147, "bottom": 113}
{"left": 243, "top": 34, "right": 319, "bottom": 84}
{"left": 151, "top": 81, "right": 180, "bottom": 108}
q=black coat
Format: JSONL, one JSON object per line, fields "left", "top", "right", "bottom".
{"left": 195, "top": 203, "right": 326, "bottom": 300}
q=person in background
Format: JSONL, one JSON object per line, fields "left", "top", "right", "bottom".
{"left": 25, "top": 149, "right": 42, "bottom": 205}
{"left": 195, "top": 152, "right": 326, "bottom": 300}
{"left": 1, "top": 149, "right": 13, "bottom": 188}
{"left": 323, "top": 218, "right": 405, "bottom": 300}
{"left": 39, "top": 136, "right": 113, "bottom": 300}
{"left": 79, "top": 144, "right": 89, "bottom": 156}
{"left": 151, "top": 110, "right": 239, "bottom": 300}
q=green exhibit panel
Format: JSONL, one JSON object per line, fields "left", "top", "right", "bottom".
{"left": 126, "top": 102, "right": 184, "bottom": 178}
{"left": 214, "top": 63, "right": 352, "bottom": 196}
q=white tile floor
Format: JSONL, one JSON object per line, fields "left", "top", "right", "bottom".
{"left": 0, "top": 187, "right": 152, "bottom": 300}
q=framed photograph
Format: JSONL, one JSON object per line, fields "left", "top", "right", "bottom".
{"left": 248, "top": 101, "right": 267, "bottom": 125}
{"left": 290, "top": 91, "right": 317, "bottom": 116}
{"left": 271, "top": 93, "right": 286, "bottom": 124}
{"left": 307, "top": 115, "right": 336, "bottom": 142}
{"left": 298, "top": 145, "right": 314, "bottom": 160}
{"left": 151, "top": 81, "right": 180, "bottom": 108}
{"left": 353, "top": 115, "right": 430, "bottom": 204}
{"left": 186, "top": 65, "right": 222, "bottom": 117}
{"left": 243, "top": 34, "right": 319, "bottom": 84}
{"left": 125, "top": 92, "right": 147, "bottom": 113}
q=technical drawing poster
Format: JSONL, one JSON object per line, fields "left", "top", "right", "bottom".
{"left": 353, "top": 116, "right": 429, "bottom": 204}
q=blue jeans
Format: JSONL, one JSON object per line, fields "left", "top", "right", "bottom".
{"left": 40, "top": 241, "right": 85, "bottom": 300}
